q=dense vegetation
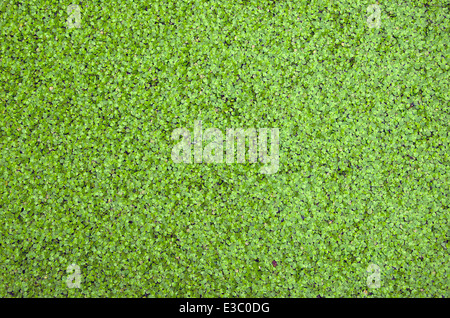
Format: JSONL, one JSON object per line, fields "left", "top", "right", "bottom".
{"left": 1, "top": 0, "right": 448, "bottom": 297}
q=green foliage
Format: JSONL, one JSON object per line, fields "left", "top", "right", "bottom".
{"left": 0, "top": 0, "right": 448, "bottom": 297}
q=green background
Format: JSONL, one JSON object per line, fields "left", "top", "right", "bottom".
{"left": 1, "top": 0, "right": 448, "bottom": 297}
